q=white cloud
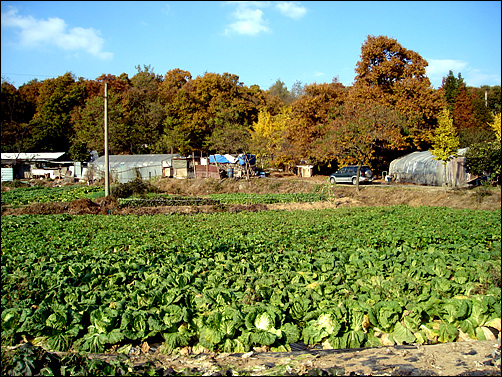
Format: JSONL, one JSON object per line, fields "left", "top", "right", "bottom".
{"left": 225, "top": 4, "right": 271, "bottom": 36}
{"left": 425, "top": 59, "right": 468, "bottom": 78}
{"left": 426, "top": 58, "right": 501, "bottom": 87}
{"left": 275, "top": 2, "right": 307, "bottom": 19}
{"left": 1, "top": 7, "right": 113, "bottom": 60}
{"left": 223, "top": 2, "right": 307, "bottom": 36}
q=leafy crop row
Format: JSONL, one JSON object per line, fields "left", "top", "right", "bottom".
{"left": 119, "top": 193, "right": 329, "bottom": 207}
{"left": 208, "top": 192, "right": 328, "bottom": 204}
{"left": 1, "top": 185, "right": 104, "bottom": 206}
{"left": 1, "top": 206, "right": 500, "bottom": 356}
{"left": 118, "top": 196, "right": 219, "bottom": 208}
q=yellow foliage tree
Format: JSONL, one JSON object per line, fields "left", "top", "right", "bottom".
{"left": 488, "top": 113, "right": 501, "bottom": 141}
{"left": 430, "top": 108, "right": 460, "bottom": 188}
{"left": 250, "top": 107, "right": 291, "bottom": 168}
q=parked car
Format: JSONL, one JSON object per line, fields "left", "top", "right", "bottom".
{"left": 329, "top": 165, "right": 374, "bottom": 185}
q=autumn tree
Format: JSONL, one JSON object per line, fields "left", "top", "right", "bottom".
{"left": 319, "top": 100, "right": 406, "bottom": 191}
{"left": 1, "top": 80, "right": 36, "bottom": 152}
{"left": 350, "top": 35, "right": 445, "bottom": 149}
{"left": 429, "top": 108, "right": 459, "bottom": 189}
{"left": 441, "top": 76, "right": 495, "bottom": 147}
{"left": 489, "top": 113, "right": 501, "bottom": 141}
{"left": 158, "top": 69, "right": 192, "bottom": 104}
{"left": 285, "top": 80, "right": 347, "bottom": 166}
{"left": 290, "top": 80, "right": 306, "bottom": 102}
{"left": 156, "top": 72, "right": 260, "bottom": 155}
{"left": 249, "top": 106, "right": 291, "bottom": 168}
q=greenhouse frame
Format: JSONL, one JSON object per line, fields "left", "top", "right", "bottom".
{"left": 89, "top": 154, "right": 181, "bottom": 183}
{"left": 388, "top": 148, "right": 473, "bottom": 187}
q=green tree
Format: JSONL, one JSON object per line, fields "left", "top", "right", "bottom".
{"left": 122, "top": 65, "right": 165, "bottom": 153}
{"left": 71, "top": 90, "right": 129, "bottom": 155}
{"left": 429, "top": 108, "right": 460, "bottom": 188}
{"left": 440, "top": 70, "right": 463, "bottom": 112}
{"left": 465, "top": 140, "right": 501, "bottom": 185}
{"left": 267, "top": 79, "right": 293, "bottom": 104}
{"left": 30, "top": 72, "right": 85, "bottom": 152}
{"left": 484, "top": 85, "right": 501, "bottom": 114}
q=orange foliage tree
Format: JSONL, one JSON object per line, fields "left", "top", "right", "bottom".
{"left": 318, "top": 100, "right": 406, "bottom": 190}
{"left": 284, "top": 80, "right": 347, "bottom": 166}
{"left": 350, "top": 35, "right": 444, "bottom": 150}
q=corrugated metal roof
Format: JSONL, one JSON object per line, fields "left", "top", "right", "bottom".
{"left": 1, "top": 152, "right": 66, "bottom": 161}
{"left": 92, "top": 154, "right": 181, "bottom": 170}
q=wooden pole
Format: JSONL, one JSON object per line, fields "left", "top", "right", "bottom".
{"left": 104, "top": 83, "right": 110, "bottom": 197}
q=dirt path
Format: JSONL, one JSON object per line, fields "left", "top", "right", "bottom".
{"left": 92, "top": 339, "right": 501, "bottom": 376}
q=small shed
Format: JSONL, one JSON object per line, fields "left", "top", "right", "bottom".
{"left": 388, "top": 148, "right": 472, "bottom": 187}
{"left": 296, "top": 165, "right": 314, "bottom": 177}
{"left": 89, "top": 154, "right": 181, "bottom": 183}
{"left": 1, "top": 152, "right": 74, "bottom": 181}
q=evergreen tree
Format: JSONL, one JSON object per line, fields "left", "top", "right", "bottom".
{"left": 441, "top": 70, "right": 463, "bottom": 112}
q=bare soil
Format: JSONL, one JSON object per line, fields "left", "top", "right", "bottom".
{"left": 2, "top": 173, "right": 501, "bottom": 375}
{"left": 98, "top": 339, "right": 501, "bottom": 376}
{"left": 2, "top": 173, "right": 501, "bottom": 216}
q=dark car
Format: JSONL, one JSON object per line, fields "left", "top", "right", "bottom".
{"left": 329, "top": 165, "right": 374, "bottom": 185}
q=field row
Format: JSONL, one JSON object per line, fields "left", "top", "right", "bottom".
{"left": 1, "top": 185, "right": 104, "bottom": 206}
{"left": 1, "top": 206, "right": 501, "bottom": 355}
{"left": 2, "top": 184, "right": 328, "bottom": 207}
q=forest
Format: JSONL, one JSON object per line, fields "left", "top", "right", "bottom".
{"left": 1, "top": 35, "right": 500, "bottom": 174}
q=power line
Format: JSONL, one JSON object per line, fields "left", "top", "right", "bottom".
{"left": 1, "top": 73, "right": 57, "bottom": 77}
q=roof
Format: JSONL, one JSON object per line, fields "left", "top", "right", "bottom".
{"left": 1, "top": 152, "right": 67, "bottom": 164}
{"left": 208, "top": 153, "right": 256, "bottom": 165}
{"left": 91, "top": 154, "right": 181, "bottom": 170}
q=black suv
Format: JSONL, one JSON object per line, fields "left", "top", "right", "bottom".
{"left": 329, "top": 165, "right": 374, "bottom": 185}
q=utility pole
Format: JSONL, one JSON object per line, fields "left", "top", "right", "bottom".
{"left": 104, "top": 82, "right": 110, "bottom": 196}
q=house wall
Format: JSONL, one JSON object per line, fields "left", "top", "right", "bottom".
{"left": 1, "top": 167, "right": 14, "bottom": 182}
{"left": 194, "top": 164, "right": 220, "bottom": 179}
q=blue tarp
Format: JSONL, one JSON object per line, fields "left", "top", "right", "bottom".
{"left": 238, "top": 154, "right": 256, "bottom": 165}
{"left": 209, "top": 154, "right": 255, "bottom": 165}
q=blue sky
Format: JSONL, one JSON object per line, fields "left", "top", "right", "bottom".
{"left": 1, "top": 1, "right": 501, "bottom": 91}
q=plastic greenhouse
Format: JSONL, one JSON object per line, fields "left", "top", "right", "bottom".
{"left": 388, "top": 148, "right": 473, "bottom": 187}
{"left": 89, "top": 154, "right": 181, "bottom": 183}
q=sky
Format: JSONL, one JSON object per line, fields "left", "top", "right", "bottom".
{"left": 1, "top": 1, "right": 501, "bottom": 91}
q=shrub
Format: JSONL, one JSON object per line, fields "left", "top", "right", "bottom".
{"left": 465, "top": 141, "right": 501, "bottom": 185}
{"left": 110, "top": 178, "right": 158, "bottom": 199}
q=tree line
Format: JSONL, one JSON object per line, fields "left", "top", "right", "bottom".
{"left": 1, "top": 35, "right": 500, "bottom": 175}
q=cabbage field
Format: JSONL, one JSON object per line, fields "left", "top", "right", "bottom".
{"left": 2, "top": 204, "right": 500, "bottom": 357}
